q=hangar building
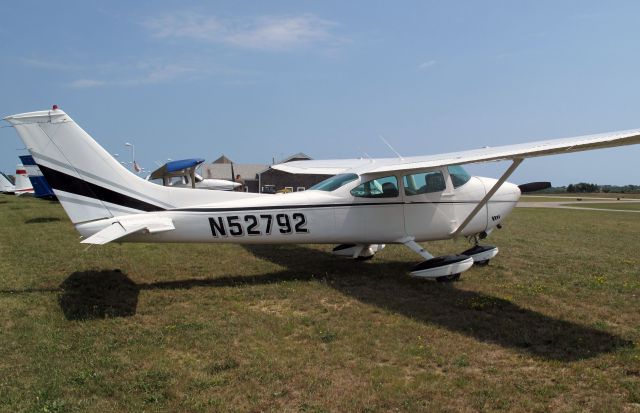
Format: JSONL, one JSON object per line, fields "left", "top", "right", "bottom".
{"left": 201, "top": 153, "right": 332, "bottom": 193}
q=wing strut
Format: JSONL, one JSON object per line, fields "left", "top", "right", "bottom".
{"left": 451, "top": 158, "right": 523, "bottom": 237}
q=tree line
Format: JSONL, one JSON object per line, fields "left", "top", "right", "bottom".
{"left": 540, "top": 183, "right": 640, "bottom": 194}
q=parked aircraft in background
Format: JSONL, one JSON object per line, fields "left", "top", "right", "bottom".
{"left": 5, "top": 107, "right": 640, "bottom": 280}
{"left": 149, "top": 158, "right": 240, "bottom": 191}
{"left": 19, "top": 155, "right": 56, "bottom": 199}
{"left": 0, "top": 171, "right": 15, "bottom": 194}
{"left": 13, "top": 164, "right": 34, "bottom": 196}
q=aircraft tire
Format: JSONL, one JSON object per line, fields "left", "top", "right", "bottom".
{"left": 436, "top": 273, "right": 461, "bottom": 282}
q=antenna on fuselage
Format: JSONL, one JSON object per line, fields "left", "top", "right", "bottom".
{"left": 379, "top": 135, "right": 403, "bottom": 160}
{"left": 358, "top": 147, "right": 373, "bottom": 160}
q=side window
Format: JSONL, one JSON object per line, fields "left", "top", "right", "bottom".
{"left": 403, "top": 171, "right": 446, "bottom": 195}
{"left": 351, "top": 176, "right": 399, "bottom": 198}
{"left": 448, "top": 165, "right": 471, "bottom": 188}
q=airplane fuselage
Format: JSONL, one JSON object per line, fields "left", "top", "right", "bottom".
{"left": 76, "top": 171, "right": 521, "bottom": 245}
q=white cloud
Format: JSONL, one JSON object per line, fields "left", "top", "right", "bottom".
{"left": 20, "top": 56, "right": 233, "bottom": 88}
{"left": 418, "top": 60, "right": 436, "bottom": 70}
{"left": 142, "top": 12, "right": 338, "bottom": 51}
{"left": 68, "top": 79, "right": 106, "bottom": 88}
{"left": 66, "top": 61, "right": 215, "bottom": 88}
{"left": 21, "top": 57, "right": 86, "bottom": 71}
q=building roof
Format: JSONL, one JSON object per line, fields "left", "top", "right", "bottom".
{"left": 212, "top": 155, "right": 233, "bottom": 164}
{"left": 204, "top": 153, "right": 314, "bottom": 180}
{"left": 280, "top": 152, "right": 312, "bottom": 163}
{"left": 202, "top": 163, "right": 267, "bottom": 180}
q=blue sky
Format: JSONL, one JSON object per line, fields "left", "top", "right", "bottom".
{"left": 1, "top": 1, "right": 639, "bottom": 185}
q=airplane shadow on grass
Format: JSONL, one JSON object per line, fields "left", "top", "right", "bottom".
{"left": 49, "top": 244, "right": 632, "bottom": 361}
{"left": 24, "top": 217, "right": 61, "bottom": 224}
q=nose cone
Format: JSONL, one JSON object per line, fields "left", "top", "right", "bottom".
{"left": 477, "top": 178, "right": 521, "bottom": 230}
{"left": 477, "top": 177, "right": 521, "bottom": 202}
{"left": 502, "top": 181, "right": 521, "bottom": 201}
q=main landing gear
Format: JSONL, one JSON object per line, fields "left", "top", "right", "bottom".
{"left": 331, "top": 238, "right": 498, "bottom": 282}
{"left": 402, "top": 237, "right": 498, "bottom": 282}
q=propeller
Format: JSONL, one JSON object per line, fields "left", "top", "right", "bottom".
{"left": 518, "top": 181, "right": 552, "bottom": 193}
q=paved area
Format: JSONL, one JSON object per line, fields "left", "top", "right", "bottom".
{"left": 517, "top": 197, "right": 640, "bottom": 213}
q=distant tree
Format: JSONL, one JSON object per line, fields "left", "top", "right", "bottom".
{"left": 534, "top": 183, "right": 639, "bottom": 194}
{"left": 571, "top": 182, "right": 600, "bottom": 193}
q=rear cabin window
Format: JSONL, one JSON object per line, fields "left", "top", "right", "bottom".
{"left": 350, "top": 176, "right": 399, "bottom": 198}
{"left": 403, "top": 171, "right": 446, "bottom": 195}
{"left": 448, "top": 165, "right": 471, "bottom": 188}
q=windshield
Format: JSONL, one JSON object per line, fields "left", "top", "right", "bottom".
{"left": 448, "top": 165, "right": 471, "bottom": 188}
{"left": 310, "top": 173, "right": 359, "bottom": 191}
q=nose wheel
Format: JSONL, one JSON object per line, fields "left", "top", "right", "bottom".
{"left": 436, "top": 273, "right": 461, "bottom": 282}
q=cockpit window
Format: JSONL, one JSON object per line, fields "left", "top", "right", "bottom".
{"left": 310, "top": 173, "right": 358, "bottom": 191}
{"left": 403, "top": 171, "right": 446, "bottom": 195}
{"left": 448, "top": 165, "right": 471, "bottom": 188}
{"left": 350, "top": 176, "right": 399, "bottom": 198}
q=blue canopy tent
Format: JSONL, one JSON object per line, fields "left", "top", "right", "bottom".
{"left": 149, "top": 158, "right": 205, "bottom": 188}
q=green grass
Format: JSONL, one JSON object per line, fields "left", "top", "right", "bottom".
{"left": 562, "top": 203, "right": 640, "bottom": 211}
{"left": 1, "top": 194, "right": 640, "bottom": 412}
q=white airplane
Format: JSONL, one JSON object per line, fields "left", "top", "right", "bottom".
{"left": 0, "top": 171, "right": 15, "bottom": 194}
{"left": 5, "top": 107, "right": 640, "bottom": 281}
{"left": 13, "top": 164, "right": 34, "bottom": 196}
{"left": 149, "top": 158, "right": 240, "bottom": 191}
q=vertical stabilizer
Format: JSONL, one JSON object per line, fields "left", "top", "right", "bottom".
{"left": 14, "top": 164, "right": 34, "bottom": 196}
{"left": 19, "top": 155, "right": 55, "bottom": 199}
{"left": 0, "top": 172, "right": 15, "bottom": 194}
{"left": 4, "top": 107, "right": 262, "bottom": 224}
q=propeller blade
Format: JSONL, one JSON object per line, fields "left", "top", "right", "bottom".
{"left": 518, "top": 181, "right": 551, "bottom": 193}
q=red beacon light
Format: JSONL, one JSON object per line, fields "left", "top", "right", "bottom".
{"left": 52, "top": 104, "right": 59, "bottom": 110}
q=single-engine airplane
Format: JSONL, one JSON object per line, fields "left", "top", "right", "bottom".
{"left": 149, "top": 158, "right": 240, "bottom": 191}
{"left": 5, "top": 107, "right": 640, "bottom": 281}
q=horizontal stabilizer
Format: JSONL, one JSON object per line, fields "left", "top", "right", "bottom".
{"left": 81, "top": 217, "right": 175, "bottom": 245}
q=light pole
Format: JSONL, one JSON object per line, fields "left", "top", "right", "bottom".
{"left": 124, "top": 142, "right": 135, "bottom": 173}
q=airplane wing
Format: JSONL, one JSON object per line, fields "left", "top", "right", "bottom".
{"left": 272, "top": 129, "right": 640, "bottom": 175}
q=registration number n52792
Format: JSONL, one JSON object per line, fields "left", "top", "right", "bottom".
{"left": 209, "top": 213, "right": 309, "bottom": 237}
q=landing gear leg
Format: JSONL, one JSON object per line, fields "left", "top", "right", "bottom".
{"left": 461, "top": 235, "right": 499, "bottom": 266}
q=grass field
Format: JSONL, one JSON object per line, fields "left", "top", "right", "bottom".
{"left": 1, "top": 195, "right": 639, "bottom": 412}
